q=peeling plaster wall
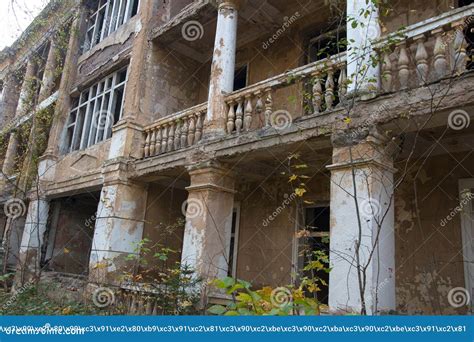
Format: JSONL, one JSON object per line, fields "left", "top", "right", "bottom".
{"left": 53, "top": 140, "right": 111, "bottom": 185}
{"left": 142, "top": 183, "right": 187, "bottom": 279}
{"left": 143, "top": 45, "right": 210, "bottom": 124}
{"left": 75, "top": 18, "right": 140, "bottom": 87}
{"left": 5, "top": 217, "right": 26, "bottom": 268}
{"left": 382, "top": 0, "right": 457, "bottom": 34}
{"left": 169, "top": 0, "right": 194, "bottom": 19}
{"left": 235, "top": 173, "right": 330, "bottom": 289}
{"left": 395, "top": 151, "right": 473, "bottom": 314}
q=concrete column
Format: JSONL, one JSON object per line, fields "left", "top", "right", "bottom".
{"left": 1, "top": 133, "right": 19, "bottom": 176}
{"left": 327, "top": 129, "right": 396, "bottom": 315}
{"left": 1, "top": 59, "right": 37, "bottom": 177}
{"left": 44, "top": 7, "right": 87, "bottom": 157}
{"left": 38, "top": 39, "right": 58, "bottom": 102}
{"left": 106, "top": 0, "right": 155, "bottom": 160}
{"left": 181, "top": 161, "right": 235, "bottom": 294}
{"left": 206, "top": 0, "right": 239, "bottom": 136}
{"left": 17, "top": 198, "right": 49, "bottom": 278}
{"left": 0, "top": 72, "right": 21, "bottom": 129}
{"left": 15, "top": 59, "right": 37, "bottom": 117}
{"left": 347, "top": 0, "right": 380, "bottom": 97}
{"left": 88, "top": 180, "right": 148, "bottom": 285}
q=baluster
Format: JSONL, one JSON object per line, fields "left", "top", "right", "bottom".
{"left": 397, "top": 42, "right": 410, "bottom": 89}
{"left": 149, "top": 130, "right": 156, "bottom": 156}
{"left": 452, "top": 21, "right": 468, "bottom": 74}
{"left": 381, "top": 50, "right": 393, "bottom": 92}
{"left": 138, "top": 297, "right": 144, "bottom": 315}
{"left": 235, "top": 98, "right": 243, "bottom": 133}
{"left": 146, "top": 299, "right": 153, "bottom": 315}
{"left": 226, "top": 101, "right": 235, "bottom": 134}
{"left": 142, "top": 131, "right": 150, "bottom": 158}
{"left": 264, "top": 88, "right": 273, "bottom": 127}
{"left": 195, "top": 111, "right": 203, "bottom": 142}
{"left": 337, "top": 66, "right": 347, "bottom": 103}
{"left": 130, "top": 294, "right": 137, "bottom": 315}
{"left": 155, "top": 127, "right": 162, "bottom": 155}
{"left": 180, "top": 117, "right": 188, "bottom": 148}
{"left": 432, "top": 28, "right": 447, "bottom": 80}
{"left": 143, "top": 131, "right": 150, "bottom": 158}
{"left": 161, "top": 124, "right": 168, "bottom": 153}
{"left": 325, "top": 68, "right": 334, "bottom": 110}
{"left": 244, "top": 95, "right": 253, "bottom": 131}
{"left": 312, "top": 72, "right": 322, "bottom": 114}
{"left": 414, "top": 34, "right": 429, "bottom": 85}
{"left": 152, "top": 301, "right": 158, "bottom": 315}
{"left": 188, "top": 114, "right": 196, "bottom": 146}
{"left": 167, "top": 122, "right": 175, "bottom": 152}
{"left": 174, "top": 120, "right": 181, "bottom": 150}
{"left": 255, "top": 91, "right": 263, "bottom": 116}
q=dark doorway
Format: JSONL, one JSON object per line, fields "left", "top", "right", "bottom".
{"left": 301, "top": 206, "right": 330, "bottom": 305}
{"left": 42, "top": 192, "right": 100, "bottom": 275}
{"left": 233, "top": 65, "right": 248, "bottom": 91}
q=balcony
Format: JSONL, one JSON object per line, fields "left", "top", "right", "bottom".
{"left": 140, "top": 3, "right": 474, "bottom": 161}
{"left": 376, "top": 3, "right": 474, "bottom": 93}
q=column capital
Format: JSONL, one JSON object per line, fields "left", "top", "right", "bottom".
{"left": 186, "top": 159, "right": 232, "bottom": 174}
{"left": 216, "top": 0, "right": 243, "bottom": 10}
{"left": 186, "top": 160, "right": 235, "bottom": 193}
{"left": 328, "top": 126, "right": 399, "bottom": 173}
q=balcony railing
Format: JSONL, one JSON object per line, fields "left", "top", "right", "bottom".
{"left": 139, "top": 4, "right": 474, "bottom": 161}
{"left": 224, "top": 52, "right": 347, "bottom": 135}
{"left": 141, "top": 103, "right": 207, "bottom": 159}
{"left": 376, "top": 3, "right": 474, "bottom": 93}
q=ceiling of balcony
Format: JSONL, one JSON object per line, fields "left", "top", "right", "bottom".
{"left": 151, "top": 0, "right": 340, "bottom": 63}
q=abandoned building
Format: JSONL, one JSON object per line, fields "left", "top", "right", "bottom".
{"left": 0, "top": 0, "right": 473, "bottom": 315}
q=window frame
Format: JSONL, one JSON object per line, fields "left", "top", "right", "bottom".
{"left": 82, "top": 0, "right": 140, "bottom": 53}
{"left": 293, "top": 204, "right": 330, "bottom": 304}
{"left": 227, "top": 203, "right": 241, "bottom": 278}
{"left": 66, "top": 67, "right": 128, "bottom": 153}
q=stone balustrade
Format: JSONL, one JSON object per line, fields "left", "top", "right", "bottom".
{"left": 224, "top": 52, "right": 347, "bottom": 134}
{"left": 141, "top": 103, "right": 206, "bottom": 158}
{"left": 376, "top": 4, "right": 474, "bottom": 93}
{"left": 140, "top": 4, "right": 474, "bottom": 160}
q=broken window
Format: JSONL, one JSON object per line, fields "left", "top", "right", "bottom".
{"left": 308, "top": 27, "right": 346, "bottom": 63}
{"left": 296, "top": 206, "right": 330, "bottom": 305}
{"left": 65, "top": 66, "right": 128, "bottom": 153}
{"left": 82, "top": 0, "right": 140, "bottom": 53}
{"left": 227, "top": 205, "right": 241, "bottom": 278}
{"left": 233, "top": 64, "right": 248, "bottom": 91}
{"left": 0, "top": 80, "right": 4, "bottom": 103}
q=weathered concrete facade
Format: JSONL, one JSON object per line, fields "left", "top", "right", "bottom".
{"left": 0, "top": 0, "right": 473, "bottom": 315}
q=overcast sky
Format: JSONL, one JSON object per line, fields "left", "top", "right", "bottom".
{"left": 0, "top": 0, "right": 49, "bottom": 50}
